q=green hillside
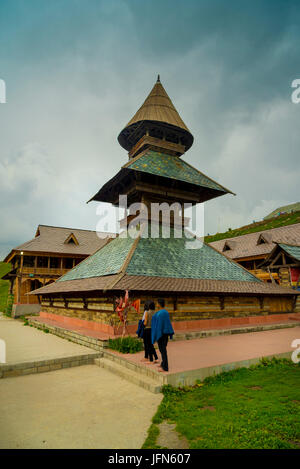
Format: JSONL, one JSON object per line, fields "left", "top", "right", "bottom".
{"left": 205, "top": 210, "right": 300, "bottom": 244}
{"left": 264, "top": 202, "right": 300, "bottom": 220}
{"left": 0, "top": 262, "right": 11, "bottom": 313}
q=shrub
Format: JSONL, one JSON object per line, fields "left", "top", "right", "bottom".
{"left": 108, "top": 336, "right": 143, "bottom": 354}
{"left": 5, "top": 294, "right": 13, "bottom": 316}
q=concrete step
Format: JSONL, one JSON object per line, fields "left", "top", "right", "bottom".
{"left": 0, "top": 352, "right": 101, "bottom": 379}
{"left": 102, "top": 350, "right": 166, "bottom": 382}
{"left": 94, "top": 357, "right": 162, "bottom": 394}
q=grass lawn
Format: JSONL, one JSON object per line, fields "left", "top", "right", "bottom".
{"left": 143, "top": 359, "right": 300, "bottom": 449}
{"left": 0, "top": 261, "right": 11, "bottom": 313}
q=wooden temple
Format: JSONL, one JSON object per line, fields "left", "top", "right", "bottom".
{"left": 30, "top": 77, "right": 300, "bottom": 334}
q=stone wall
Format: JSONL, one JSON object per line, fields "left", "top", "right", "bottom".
{"left": 40, "top": 293, "right": 295, "bottom": 333}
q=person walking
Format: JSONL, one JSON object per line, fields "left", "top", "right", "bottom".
{"left": 143, "top": 300, "right": 158, "bottom": 364}
{"left": 151, "top": 298, "right": 174, "bottom": 372}
{"left": 139, "top": 300, "right": 150, "bottom": 362}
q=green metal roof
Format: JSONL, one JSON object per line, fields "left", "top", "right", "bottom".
{"left": 279, "top": 243, "right": 300, "bottom": 262}
{"left": 58, "top": 235, "right": 135, "bottom": 281}
{"left": 125, "top": 229, "right": 259, "bottom": 282}
{"left": 126, "top": 150, "right": 229, "bottom": 193}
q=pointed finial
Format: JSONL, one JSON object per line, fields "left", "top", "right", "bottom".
{"left": 157, "top": 74, "right": 160, "bottom": 83}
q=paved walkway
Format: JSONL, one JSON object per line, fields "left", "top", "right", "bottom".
{"left": 0, "top": 315, "right": 96, "bottom": 364}
{"left": 115, "top": 326, "right": 300, "bottom": 374}
{"left": 0, "top": 365, "right": 162, "bottom": 449}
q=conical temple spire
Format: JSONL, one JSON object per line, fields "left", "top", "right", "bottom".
{"left": 118, "top": 77, "right": 194, "bottom": 153}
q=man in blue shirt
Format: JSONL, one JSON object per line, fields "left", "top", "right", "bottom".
{"left": 151, "top": 298, "right": 174, "bottom": 372}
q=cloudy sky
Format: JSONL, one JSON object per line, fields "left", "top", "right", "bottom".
{"left": 0, "top": 0, "right": 300, "bottom": 259}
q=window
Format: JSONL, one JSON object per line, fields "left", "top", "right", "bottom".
{"left": 37, "top": 257, "right": 48, "bottom": 268}
{"left": 222, "top": 240, "right": 236, "bottom": 252}
{"left": 64, "top": 233, "right": 79, "bottom": 245}
{"left": 23, "top": 256, "right": 35, "bottom": 267}
{"left": 257, "top": 234, "right": 271, "bottom": 245}
{"left": 50, "top": 257, "right": 59, "bottom": 268}
{"left": 65, "top": 258, "right": 73, "bottom": 269}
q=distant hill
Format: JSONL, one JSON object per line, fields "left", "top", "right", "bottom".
{"left": 264, "top": 202, "right": 300, "bottom": 220}
{"left": 205, "top": 210, "right": 300, "bottom": 243}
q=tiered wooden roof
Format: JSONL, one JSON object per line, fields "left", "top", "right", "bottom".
{"left": 89, "top": 149, "right": 233, "bottom": 205}
{"left": 31, "top": 227, "right": 297, "bottom": 296}
{"left": 118, "top": 77, "right": 194, "bottom": 152}
{"left": 126, "top": 77, "right": 190, "bottom": 133}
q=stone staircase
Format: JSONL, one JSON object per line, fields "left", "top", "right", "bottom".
{"left": 94, "top": 350, "right": 165, "bottom": 393}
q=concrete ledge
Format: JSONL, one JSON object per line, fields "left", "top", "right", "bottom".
{"left": 0, "top": 352, "right": 101, "bottom": 379}
{"left": 165, "top": 352, "right": 293, "bottom": 387}
{"left": 95, "top": 357, "right": 162, "bottom": 393}
{"left": 13, "top": 304, "right": 41, "bottom": 318}
{"left": 98, "top": 349, "right": 294, "bottom": 391}
{"left": 27, "top": 318, "right": 107, "bottom": 351}
{"left": 102, "top": 350, "right": 165, "bottom": 382}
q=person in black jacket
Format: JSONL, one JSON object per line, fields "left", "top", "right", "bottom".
{"left": 140, "top": 300, "right": 150, "bottom": 362}
{"left": 143, "top": 300, "right": 158, "bottom": 364}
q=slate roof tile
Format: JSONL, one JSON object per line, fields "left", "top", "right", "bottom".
{"left": 5, "top": 225, "right": 113, "bottom": 258}
{"left": 126, "top": 150, "right": 231, "bottom": 193}
{"left": 210, "top": 223, "right": 300, "bottom": 260}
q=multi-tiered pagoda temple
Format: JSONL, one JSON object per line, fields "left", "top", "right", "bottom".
{"left": 32, "top": 78, "right": 299, "bottom": 335}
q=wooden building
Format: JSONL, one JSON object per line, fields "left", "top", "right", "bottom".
{"left": 258, "top": 243, "right": 300, "bottom": 288}
{"left": 3, "top": 225, "right": 110, "bottom": 316}
{"left": 31, "top": 77, "right": 300, "bottom": 334}
{"left": 210, "top": 223, "right": 300, "bottom": 284}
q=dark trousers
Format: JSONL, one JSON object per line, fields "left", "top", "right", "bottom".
{"left": 144, "top": 328, "right": 158, "bottom": 361}
{"left": 158, "top": 334, "right": 169, "bottom": 371}
{"left": 143, "top": 332, "right": 148, "bottom": 358}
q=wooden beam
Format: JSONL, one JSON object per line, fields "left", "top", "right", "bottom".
{"left": 270, "top": 251, "right": 282, "bottom": 267}
{"left": 269, "top": 263, "right": 300, "bottom": 269}
{"left": 282, "top": 252, "right": 286, "bottom": 265}
{"left": 236, "top": 255, "right": 266, "bottom": 262}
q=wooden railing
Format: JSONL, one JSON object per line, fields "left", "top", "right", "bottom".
{"left": 22, "top": 267, "right": 69, "bottom": 276}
